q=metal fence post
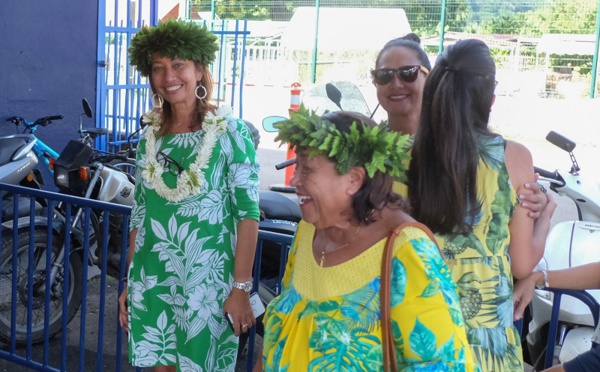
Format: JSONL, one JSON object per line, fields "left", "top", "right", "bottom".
{"left": 590, "top": 0, "right": 600, "bottom": 98}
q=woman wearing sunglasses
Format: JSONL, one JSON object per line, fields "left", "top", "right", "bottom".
{"left": 371, "top": 33, "right": 431, "bottom": 136}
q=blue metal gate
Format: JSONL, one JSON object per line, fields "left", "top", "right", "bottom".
{"left": 96, "top": 0, "right": 250, "bottom": 153}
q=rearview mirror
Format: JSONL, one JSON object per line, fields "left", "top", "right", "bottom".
{"left": 262, "top": 116, "right": 287, "bottom": 133}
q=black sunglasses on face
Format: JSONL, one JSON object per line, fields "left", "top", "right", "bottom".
{"left": 371, "top": 65, "right": 430, "bottom": 85}
{"left": 157, "top": 150, "right": 184, "bottom": 176}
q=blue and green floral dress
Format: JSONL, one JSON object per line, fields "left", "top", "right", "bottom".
{"left": 394, "top": 134, "right": 522, "bottom": 372}
{"left": 262, "top": 221, "right": 479, "bottom": 371}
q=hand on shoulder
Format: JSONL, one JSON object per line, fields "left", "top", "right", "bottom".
{"left": 504, "top": 140, "right": 535, "bottom": 195}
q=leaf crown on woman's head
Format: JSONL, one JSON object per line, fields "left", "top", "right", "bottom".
{"left": 274, "top": 105, "right": 411, "bottom": 180}
{"left": 128, "top": 19, "right": 219, "bottom": 77}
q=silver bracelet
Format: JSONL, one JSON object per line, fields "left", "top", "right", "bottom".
{"left": 535, "top": 269, "right": 549, "bottom": 289}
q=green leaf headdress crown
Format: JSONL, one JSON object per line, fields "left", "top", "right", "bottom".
{"left": 274, "top": 105, "right": 411, "bottom": 180}
{"left": 128, "top": 19, "right": 219, "bottom": 77}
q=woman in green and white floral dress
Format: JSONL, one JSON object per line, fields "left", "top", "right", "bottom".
{"left": 118, "top": 19, "right": 260, "bottom": 372}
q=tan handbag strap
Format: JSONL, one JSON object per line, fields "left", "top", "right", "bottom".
{"left": 381, "top": 221, "right": 441, "bottom": 372}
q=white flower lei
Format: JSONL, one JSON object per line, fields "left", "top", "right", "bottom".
{"left": 140, "top": 105, "right": 231, "bottom": 203}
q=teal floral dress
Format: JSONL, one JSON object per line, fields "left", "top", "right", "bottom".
{"left": 262, "top": 221, "right": 479, "bottom": 371}
{"left": 394, "top": 134, "right": 521, "bottom": 371}
{"left": 435, "top": 135, "right": 521, "bottom": 372}
{"left": 127, "top": 114, "right": 260, "bottom": 371}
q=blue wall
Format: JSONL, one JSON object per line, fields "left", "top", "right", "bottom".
{"left": 0, "top": 1, "right": 99, "bottom": 188}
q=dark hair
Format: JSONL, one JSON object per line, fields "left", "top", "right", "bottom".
{"left": 408, "top": 39, "right": 496, "bottom": 234}
{"left": 320, "top": 111, "right": 406, "bottom": 224}
{"left": 375, "top": 33, "right": 431, "bottom": 70}
{"left": 149, "top": 62, "right": 215, "bottom": 135}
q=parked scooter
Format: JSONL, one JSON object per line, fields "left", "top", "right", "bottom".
{"left": 0, "top": 133, "right": 45, "bottom": 222}
{"left": 525, "top": 131, "right": 600, "bottom": 369}
{"left": 295, "top": 80, "right": 373, "bottom": 118}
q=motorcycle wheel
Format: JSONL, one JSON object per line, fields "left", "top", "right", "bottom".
{"left": 0, "top": 228, "right": 83, "bottom": 344}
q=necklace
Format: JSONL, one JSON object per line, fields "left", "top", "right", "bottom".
{"left": 140, "top": 105, "right": 231, "bottom": 203}
{"left": 319, "top": 224, "right": 360, "bottom": 268}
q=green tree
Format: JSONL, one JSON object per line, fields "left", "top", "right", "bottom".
{"left": 482, "top": 13, "right": 527, "bottom": 34}
{"left": 522, "top": 0, "right": 597, "bottom": 35}
{"left": 191, "top": 0, "right": 597, "bottom": 36}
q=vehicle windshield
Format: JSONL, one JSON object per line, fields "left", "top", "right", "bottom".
{"left": 301, "top": 81, "right": 371, "bottom": 117}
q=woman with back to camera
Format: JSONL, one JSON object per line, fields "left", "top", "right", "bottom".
{"left": 118, "top": 19, "right": 260, "bottom": 371}
{"left": 253, "top": 109, "right": 479, "bottom": 371}
{"left": 371, "top": 33, "right": 550, "bottom": 216}
{"left": 407, "top": 38, "right": 555, "bottom": 371}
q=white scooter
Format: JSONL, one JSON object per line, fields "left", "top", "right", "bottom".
{"left": 525, "top": 131, "right": 600, "bottom": 370}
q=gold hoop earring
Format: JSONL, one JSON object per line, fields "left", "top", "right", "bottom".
{"left": 152, "top": 94, "right": 164, "bottom": 109}
{"left": 195, "top": 84, "right": 207, "bottom": 100}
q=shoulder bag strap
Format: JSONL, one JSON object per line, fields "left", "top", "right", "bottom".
{"left": 381, "top": 221, "right": 441, "bottom": 372}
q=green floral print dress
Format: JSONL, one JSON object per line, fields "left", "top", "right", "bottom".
{"left": 395, "top": 134, "right": 521, "bottom": 372}
{"left": 127, "top": 117, "right": 260, "bottom": 371}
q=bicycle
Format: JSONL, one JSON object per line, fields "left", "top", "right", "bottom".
{"left": 6, "top": 99, "right": 111, "bottom": 179}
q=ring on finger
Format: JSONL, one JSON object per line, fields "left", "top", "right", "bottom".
{"left": 537, "top": 182, "right": 547, "bottom": 194}
{"left": 242, "top": 323, "right": 248, "bottom": 328}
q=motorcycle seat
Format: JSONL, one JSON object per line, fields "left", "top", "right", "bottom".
{"left": 0, "top": 137, "right": 29, "bottom": 164}
{"left": 81, "top": 127, "right": 109, "bottom": 139}
{"left": 259, "top": 191, "right": 302, "bottom": 222}
{"left": 1, "top": 194, "right": 43, "bottom": 222}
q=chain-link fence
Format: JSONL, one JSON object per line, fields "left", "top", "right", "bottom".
{"left": 189, "top": 0, "right": 599, "bottom": 99}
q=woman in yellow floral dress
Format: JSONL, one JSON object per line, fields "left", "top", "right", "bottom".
{"left": 254, "top": 110, "right": 479, "bottom": 371}
{"left": 407, "top": 39, "right": 555, "bottom": 371}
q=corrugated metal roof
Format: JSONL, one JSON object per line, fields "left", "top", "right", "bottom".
{"left": 536, "top": 34, "right": 596, "bottom": 55}
{"left": 421, "top": 32, "right": 519, "bottom": 50}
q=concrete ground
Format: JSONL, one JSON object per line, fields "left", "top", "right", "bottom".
{"left": 0, "top": 276, "right": 136, "bottom": 372}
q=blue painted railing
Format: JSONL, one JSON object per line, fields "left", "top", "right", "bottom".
{"left": 0, "top": 183, "right": 132, "bottom": 372}
{"left": 542, "top": 288, "right": 600, "bottom": 369}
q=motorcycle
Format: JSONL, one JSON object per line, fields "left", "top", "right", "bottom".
{"left": 0, "top": 102, "right": 134, "bottom": 344}
{"left": 525, "top": 130, "right": 600, "bottom": 369}
{"left": 301, "top": 81, "right": 373, "bottom": 117}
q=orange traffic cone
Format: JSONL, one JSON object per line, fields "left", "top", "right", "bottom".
{"left": 289, "top": 82, "right": 302, "bottom": 112}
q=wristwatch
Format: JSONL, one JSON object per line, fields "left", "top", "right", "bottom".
{"left": 535, "top": 269, "right": 549, "bottom": 290}
{"left": 232, "top": 280, "right": 253, "bottom": 293}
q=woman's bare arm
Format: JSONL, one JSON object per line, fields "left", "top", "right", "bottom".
{"left": 505, "top": 140, "right": 540, "bottom": 279}
{"left": 223, "top": 218, "right": 259, "bottom": 336}
{"left": 514, "top": 262, "right": 600, "bottom": 321}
